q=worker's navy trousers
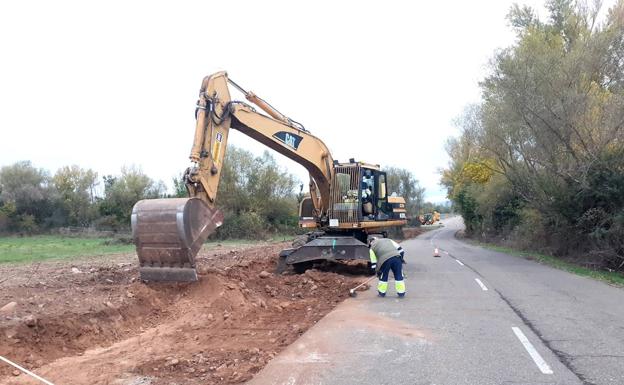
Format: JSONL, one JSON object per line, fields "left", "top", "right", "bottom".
{"left": 378, "top": 256, "right": 405, "bottom": 297}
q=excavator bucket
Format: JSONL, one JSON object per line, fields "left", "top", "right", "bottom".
{"left": 131, "top": 198, "right": 223, "bottom": 282}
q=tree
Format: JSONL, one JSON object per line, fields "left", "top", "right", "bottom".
{"left": 214, "top": 146, "right": 299, "bottom": 238}
{"left": 172, "top": 173, "right": 188, "bottom": 198}
{"left": 53, "top": 165, "right": 98, "bottom": 226}
{"left": 384, "top": 167, "right": 425, "bottom": 220}
{"left": 0, "top": 161, "right": 55, "bottom": 232}
{"left": 97, "top": 165, "right": 166, "bottom": 229}
{"left": 442, "top": 1, "right": 624, "bottom": 269}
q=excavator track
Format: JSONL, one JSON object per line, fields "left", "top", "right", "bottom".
{"left": 131, "top": 198, "right": 223, "bottom": 282}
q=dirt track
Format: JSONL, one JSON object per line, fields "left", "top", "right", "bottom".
{"left": 0, "top": 242, "right": 368, "bottom": 385}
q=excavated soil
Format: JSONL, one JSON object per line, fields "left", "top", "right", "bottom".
{"left": 0, "top": 242, "right": 368, "bottom": 385}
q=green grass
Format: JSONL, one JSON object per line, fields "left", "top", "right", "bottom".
{"left": 0, "top": 234, "right": 295, "bottom": 265}
{"left": 0, "top": 235, "right": 135, "bottom": 264}
{"left": 475, "top": 241, "right": 624, "bottom": 287}
{"left": 267, "top": 234, "right": 297, "bottom": 242}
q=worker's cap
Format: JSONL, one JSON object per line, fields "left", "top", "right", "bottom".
{"left": 368, "top": 236, "right": 379, "bottom": 245}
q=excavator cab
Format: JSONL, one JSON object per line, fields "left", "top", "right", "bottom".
{"left": 313, "top": 163, "right": 405, "bottom": 228}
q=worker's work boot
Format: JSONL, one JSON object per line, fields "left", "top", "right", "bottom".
{"left": 377, "top": 281, "right": 388, "bottom": 297}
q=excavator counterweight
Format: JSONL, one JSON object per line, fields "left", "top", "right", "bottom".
{"left": 131, "top": 198, "right": 223, "bottom": 281}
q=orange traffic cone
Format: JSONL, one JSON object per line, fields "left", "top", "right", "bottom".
{"left": 433, "top": 248, "right": 441, "bottom": 257}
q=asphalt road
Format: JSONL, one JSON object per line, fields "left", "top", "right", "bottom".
{"left": 248, "top": 217, "right": 624, "bottom": 385}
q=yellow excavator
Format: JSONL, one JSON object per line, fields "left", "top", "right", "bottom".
{"left": 131, "top": 72, "right": 407, "bottom": 281}
{"left": 419, "top": 211, "right": 441, "bottom": 225}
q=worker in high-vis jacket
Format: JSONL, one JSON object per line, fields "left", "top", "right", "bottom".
{"left": 368, "top": 237, "right": 406, "bottom": 297}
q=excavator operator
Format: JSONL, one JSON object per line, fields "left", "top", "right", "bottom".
{"left": 361, "top": 170, "right": 375, "bottom": 219}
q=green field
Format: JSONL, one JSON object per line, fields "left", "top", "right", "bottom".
{"left": 477, "top": 242, "right": 624, "bottom": 287}
{"left": 0, "top": 235, "right": 292, "bottom": 264}
{"left": 0, "top": 235, "right": 135, "bottom": 264}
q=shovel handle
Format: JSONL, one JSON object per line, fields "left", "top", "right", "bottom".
{"left": 351, "top": 275, "right": 377, "bottom": 291}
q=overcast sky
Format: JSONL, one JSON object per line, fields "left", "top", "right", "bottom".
{"left": 1, "top": 0, "right": 611, "bottom": 202}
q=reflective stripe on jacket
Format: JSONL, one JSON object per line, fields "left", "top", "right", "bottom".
{"left": 370, "top": 238, "right": 403, "bottom": 272}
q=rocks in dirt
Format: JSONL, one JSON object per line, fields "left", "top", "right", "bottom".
{"left": 23, "top": 314, "right": 37, "bottom": 327}
{"left": 0, "top": 242, "right": 366, "bottom": 385}
{"left": 4, "top": 328, "right": 18, "bottom": 339}
{"left": 0, "top": 301, "right": 18, "bottom": 314}
{"left": 71, "top": 267, "right": 82, "bottom": 274}
{"left": 126, "top": 377, "right": 153, "bottom": 385}
{"left": 263, "top": 284, "right": 278, "bottom": 297}
{"left": 12, "top": 370, "right": 20, "bottom": 376}
{"left": 197, "top": 266, "right": 220, "bottom": 275}
{"left": 304, "top": 269, "right": 319, "bottom": 279}
{"left": 248, "top": 347, "right": 260, "bottom": 354}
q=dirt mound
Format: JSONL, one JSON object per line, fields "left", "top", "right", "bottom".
{"left": 402, "top": 227, "right": 425, "bottom": 239}
{"left": 0, "top": 243, "right": 365, "bottom": 384}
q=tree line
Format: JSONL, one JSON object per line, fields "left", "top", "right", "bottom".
{"left": 0, "top": 146, "right": 434, "bottom": 238}
{"left": 442, "top": 0, "right": 624, "bottom": 271}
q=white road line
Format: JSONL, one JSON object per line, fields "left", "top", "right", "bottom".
{"left": 0, "top": 355, "right": 56, "bottom": 385}
{"left": 456, "top": 259, "right": 464, "bottom": 266}
{"left": 474, "top": 278, "right": 488, "bottom": 291}
{"left": 511, "top": 327, "right": 554, "bottom": 375}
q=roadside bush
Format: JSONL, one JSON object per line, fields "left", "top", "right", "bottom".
{"left": 442, "top": 1, "right": 624, "bottom": 272}
{"left": 0, "top": 144, "right": 303, "bottom": 240}
{"left": 213, "top": 211, "right": 267, "bottom": 240}
{"left": 16, "top": 214, "right": 38, "bottom": 234}
{"left": 0, "top": 161, "right": 55, "bottom": 233}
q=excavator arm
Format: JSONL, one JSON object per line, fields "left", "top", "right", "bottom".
{"left": 131, "top": 72, "right": 334, "bottom": 281}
